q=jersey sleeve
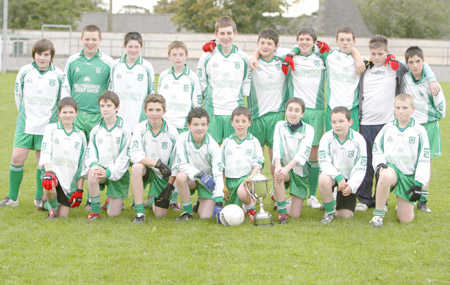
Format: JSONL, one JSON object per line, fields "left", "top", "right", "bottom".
{"left": 61, "top": 58, "right": 73, "bottom": 98}
{"left": 77, "top": 132, "right": 88, "bottom": 180}
{"left": 433, "top": 89, "right": 446, "bottom": 119}
{"left": 240, "top": 54, "right": 251, "bottom": 97}
{"left": 210, "top": 142, "right": 224, "bottom": 199}
{"left": 293, "top": 126, "right": 314, "bottom": 166}
{"left": 107, "top": 127, "right": 131, "bottom": 181}
{"left": 38, "top": 124, "right": 54, "bottom": 168}
{"left": 174, "top": 136, "right": 200, "bottom": 180}
{"left": 130, "top": 124, "right": 147, "bottom": 164}
{"left": 372, "top": 126, "right": 387, "bottom": 171}
{"left": 145, "top": 61, "right": 156, "bottom": 94}
{"left": 318, "top": 134, "right": 342, "bottom": 182}
{"left": 272, "top": 122, "right": 283, "bottom": 163}
{"left": 14, "top": 67, "right": 25, "bottom": 110}
{"left": 191, "top": 73, "right": 203, "bottom": 107}
{"left": 423, "top": 63, "right": 436, "bottom": 82}
{"left": 197, "top": 53, "right": 208, "bottom": 91}
{"left": 84, "top": 127, "right": 100, "bottom": 170}
{"left": 414, "top": 127, "right": 431, "bottom": 187}
{"left": 347, "top": 135, "right": 367, "bottom": 193}
{"left": 252, "top": 138, "right": 264, "bottom": 169}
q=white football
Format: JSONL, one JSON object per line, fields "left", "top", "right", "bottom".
{"left": 219, "top": 204, "right": 245, "bottom": 226}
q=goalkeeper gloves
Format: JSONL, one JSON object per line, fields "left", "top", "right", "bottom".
{"left": 197, "top": 171, "right": 216, "bottom": 191}
{"left": 154, "top": 184, "right": 175, "bottom": 209}
{"left": 212, "top": 202, "right": 223, "bottom": 224}
{"left": 384, "top": 54, "right": 399, "bottom": 70}
{"left": 42, "top": 171, "right": 57, "bottom": 190}
{"left": 317, "top": 41, "right": 330, "bottom": 53}
{"left": 407, "top": 185, "right": 422, "bottom": 202}
{"left": 202, "top": 39, "right": 216, "bottom": 53}
{"left": 69, "top": 189, "right": 83, "bottom": 208}
{"left": 155, "top": 159, "right": 171, "bottom": 178}
{"left": 282, "top": 54, "right": 295, "bottom": 75}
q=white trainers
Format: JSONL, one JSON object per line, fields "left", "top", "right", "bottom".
{"left": 369, "top": 216, "right": 383, "bottom": 228}
{"left": 307, "top": 195, "right": 321, "bottom": 209}
{"left": 355, "top": 202, "right": 368, "bottom": 212}
{"left": 0, "top": 197, "right": 19, "bottom": 207}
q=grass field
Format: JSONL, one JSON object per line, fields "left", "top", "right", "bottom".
{"left": 0, "top": 73, "right": 449, "bottom": 283}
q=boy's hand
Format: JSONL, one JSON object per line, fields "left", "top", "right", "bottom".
{"left": 407, "top": 185, "right": 422, "bottom": 202}
{"left": 155, "top": 159, "right": 171, "bottom": 178}
{"left": 317, "top": 41, "right": 330, "bottom": 53}
{"left": 42, "top": 171, "right": 57, "bottom": 190}
{"left": 341, "top": 185, "right": 352, "bottom": 196}
{"left": 197, "top": 171, "right": 216, "bottom": 190}
{"left": 282, "top": 54, "right": 295, "bottom": 75}
{"left": 249, "top": 57, "right": 259, "bottom": 70}
{"left": 202, "top": 40, "right": 216, "bottom": 53}
{"left": 155, "top": 183, "right": 175, "bottom": 209}
{"left": 355, "top": 56, "right": 366, "bottom": 75}
{"left": 223, "top": 186, "right": 230, "bottom": 201}
{"left": 212, "top": 202, "right": 223, "bottom": 224}
{"left": 384, "top": 54, "right": 399, "bottom": 70}
{"left": 429, "top": 82, "right": 441, "bottom": 96}
{"left": 337, "top": 179, "right": 347, "bottom": 191}
{"left": 69, "top": 189, "right": 84, "bottom": 208}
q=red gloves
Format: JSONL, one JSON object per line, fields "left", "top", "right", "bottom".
{"left": 282, "top": 54, "right": 295, "bottom": 75}
{"left": 42, "top": 171, "right": 57, "bottom": 190}
{"left": 317, "top": 41, "right": 330, "bottom": 53}
{"left": 202, "top": 40, "right": 216, "bottom": 53}
{"left": 385, "top": 54, "right": 399, "bottom": 70}
{"left": 69, "top": 189, "right": 84, "bottom": 208}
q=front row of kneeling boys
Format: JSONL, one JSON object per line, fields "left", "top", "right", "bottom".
{"left": 40, "top": 92, "right": 429, "bottom": 228}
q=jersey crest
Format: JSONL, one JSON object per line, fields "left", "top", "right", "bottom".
{"left": 348, "top": 150, "right": 354, "bottom": 158}
{"left": 162, "top": 141, "right": 168, "bottom": 150}
{"left": 138, "top": 74, "right": 144, "bottom": 81}
{"left": 409, "top": 137, "right": 415, "bottom": 144}
{"left": 49, "top": 79, "right": 56, "bottom": 87}
{"left": 234, "top": 62, "right": 240, "bottom": 69}
{"left": 184, "top": 84, "right": 189, "bottom": 92}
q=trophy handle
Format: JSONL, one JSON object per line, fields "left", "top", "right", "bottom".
{"left": 268, "top": 180, "right": 274, "bottom": 197}
{"left": 244, "top": 180, "right": 256, "bottom": 201}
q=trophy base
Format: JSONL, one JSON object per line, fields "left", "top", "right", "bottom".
{"left": 253, "top": 212, "right": 274, "bottom": 227}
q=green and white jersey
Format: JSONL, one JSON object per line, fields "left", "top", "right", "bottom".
{"left": 15, "top": 62, "right": 63, "bottom": 135}
{"left": 109, "top": 55, "right": 155, "bottom": 130}
{"left": 62, "top": 49, "right": 114, "bottom": 114}
{"left": 324, "top": 49, "right": 360, "bottom": 110}
{"left": 130, "top": 119, "right": 178, "bottom": 179}
{"left": 272, "top": 121, "right": 315, "bottom": 177}
{"left": 197, "top": 45, "right": 250, "bottom": 115}
{"left": 318, "top": 129, "right": 367, "bottom": 193}
{"left": 221, "top": 133, "right": 264, "bottom": 178}
{"left": 248, "top": 55, "right": 289, "bottom": 119}
{"left": 39, "top": 122, "right": 87, "bottom": 195}
{"left": 174, "top": 131, "right": 224, "bottom": 199}
{"left": 403, "top": 71, "right": 446, "bottom": 124}
{"left": 372, "top": 118, "right": 430, "bottom": 186}
{"left": 85, "top": 117, "right": 132, "bottom": 181}
{"left": 288, "top": 52, "right": 326, "bottom": 110}
{"left": 158, "top": 65, "right": 202, "bottom": 129}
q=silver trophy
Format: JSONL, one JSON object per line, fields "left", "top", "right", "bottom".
{"left": 245, "top": 170, "right": 274, "bottom": 226}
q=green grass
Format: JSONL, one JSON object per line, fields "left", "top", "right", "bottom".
{"left": 0, "top": 73, "right": 449, "bottom": 283}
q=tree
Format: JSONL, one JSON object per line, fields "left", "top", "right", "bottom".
{"left": 356, "top": 0, "right": 450, "bottom": 39}
{"left": 9, "top": 0, "right": 102, "bottom": 30}
{"left": 154, "top": 0, "right": 290, "bottom": 33}
{"left": 117, "top": 5, "right": 151, "bottom": 14}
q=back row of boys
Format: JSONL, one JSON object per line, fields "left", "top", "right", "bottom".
{"left": 2, "top": 16, "right": 445, "bottom": 225}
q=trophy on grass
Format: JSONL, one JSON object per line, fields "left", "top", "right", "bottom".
{"left": 245, "top": 170, "right": 274, "bottom": 227}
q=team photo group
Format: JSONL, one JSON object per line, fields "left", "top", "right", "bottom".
{"left": 1, "top": 15, "right": 446, "bottom": 228}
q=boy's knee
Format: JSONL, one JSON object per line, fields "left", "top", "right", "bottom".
{"left": 336, "top": 209, "right": 354, "bottom": 219}
{"left": 398, "top": 212, "right": 414, "bottom": 223}
{"left": 176, "top": 172, "right": 189, "bottom": 184}
{"left": 131, "top": 163, "right": 145, "bottom": 176}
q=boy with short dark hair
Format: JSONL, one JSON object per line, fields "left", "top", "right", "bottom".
{"left": 0, "top": 39, "right": 63, "bottom": 208}
{"left": 318, "top": 107, "right": 367, "bottom": 224}
{"left": 38, "top": 97, "right": 87, "bottom": 218}
{"left": 85, "top": 91, "right": 132, "bottom": 220}
{"left": 222, "top": 106, "right": 264, "bottom": 222}
{"left": 370, "top": 94, "right": 430, "bottom": 227}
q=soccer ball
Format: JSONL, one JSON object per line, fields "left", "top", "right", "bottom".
{"left": 219, "top": 204, "right": 244, "bottom": 226}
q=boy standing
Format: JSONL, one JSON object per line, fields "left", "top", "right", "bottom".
{"left": 174, "top": 108, "right": 224, "bottom": 222}
{"left": 39, "top": 97, "right": 87, "bottom": 218}
{"left": 370, "top": 94, "right": 430, "bottom": 227}
{"left": 403, "top": 46, "right": 446, "bottom": 212}
{"left": 129, "top": 94, "right": 178, "bottom": 224}
{"left": 273, "top": 98, "right": 314, "bottom": 224}
{"left": 222, "top": 107, "right": 264, "bottom": 221}
{"left": 318, "top": 107, "right": 367, "bottom": 224}
{"left": 0, "top": 39, "right": 63, "bottom": 208}
{"left": 158, "top": 41, "right": 202, "bottom": 132}
{"left": 85, "top": 91, "right": 132, "bottom": 220}
{"left": 62, "top": 25, "right": 114, "bottom": 142}
{"left": 197, "top": 16, "right": 250, "bottom": 144}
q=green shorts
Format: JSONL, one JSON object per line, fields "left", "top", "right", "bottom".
{"left": 13, "top": 131, "right": 43, "bottom": 150}
{"left": 190, "top": 182, "right": 213, "bottom": 200}
{"left": 422, "top": 121, "right": 441, "bottom": 158}
{"left": 285, "top": 170, "right": 309, "bottom": 200}
{"left": 302, "top": 108, "right": 324, "bottom": 146}
{"left": 74, "top": 112, "right": 102, "bottom": 142}
{"left": 143, "top": 168, "right": 169, "bottom": 198}
{"left": 99, "top": 171, "right": 130, "bottom": 199}
{"left": 207, "top": 114, "right": 233, "bottom": 144}
{"left": 388, "top": 163, "right": 416, "bottom": 205}
{"left": 225, "top": 176, "right": 249, "bottom": 206}
{"left": 250, "top": 112, "right": 284, "bottom": 148}
{"left": 325, "top": 106, "right": 359, "bottom": 132}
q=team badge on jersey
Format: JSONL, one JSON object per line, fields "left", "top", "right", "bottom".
{"left": 132, "top": 141, "right": 138, "bottom": 149}
{"left": 424, "top": 148, "right": 430, "bottom": 158}
{"left": 116, "top": 137, "right": 120, "bottom": 144}
{"left": 314, "top": 60, "right": 321, "bottom": 67}
{"left": 54, "top": 138, "right": 59, "bottom": 144}
{"left": 96, "top": 67, "right": 101, "bottom": 74}
{"left": 276, "top": 64, "right": 281, "bottom": 71}
{"left": 234, "top": 62, "right": 240, "bottom": 69}
{"left": 246, "top": 149, "right": 252, "bottom": 156}
{"left": 184, "top": 84, "right": 189, "bottom": 92}
{"left": 117, "top": 73, "right": 122, "bottom": 79}
{"left": 409, "top": 137, "right": 416, "bottom": 144}
{"left": 319, "top": 150, "right": 326, "bottom": 159}
{"left": 162, "top": 142, "right": 168, "bottom": 150}
{"left": 348, "top": 150, "right": 354, "bottom": 158}
{"left": 49, "top": 79, "right": 56, "bottom": 87}
{"left": 74, "top": 142, "right": 80, "bottom": 150}
{"left": 361, "top": 156, "right": 367, "bottom": 166}
{"left": 305, "top": 146, "right": 311, "bottom": 157}
{"left": 197, "top": 68, "right": 202, "bottom": 77}
{"left": 138, "top": 74, "right": 144, "bottom": 81}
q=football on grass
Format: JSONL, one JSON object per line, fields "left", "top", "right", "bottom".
{"left": 219, "top": 204, "right": 244, "bottom": 226}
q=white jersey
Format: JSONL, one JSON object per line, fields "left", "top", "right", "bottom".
{"left": 403, "top": 72, "right": 446, "bottom": 124}
{"left": 197, "top": 45, "right": 250, "bottom": 115}
{"left": 85, "top": 117, "right": 132, "bottom": 181}
{"left": 360, "top": 65, "right": 397, "bottom": 125}
{"left": 272, "top": 121, "right": 315, "bottom": 177}
{"left": 288, "top": 52, "right": 326, "bottom": 110}
{"left": 318, "top": 129, "right": 367, "bottom": 193}
{"left": 130, "top": 119, "right": 178, "bottom": 178}
{"left": 39, "top": 122, "right": 87, "bottom": 195}
{"left": 15, "top": 63, "right": 63, "bottom": 135}
{"left": 324, "top": 49, "right": 360, "bottom": 110}
{"left": 174, "top": 132, "right": 224, "bottom": 199}
{"left": 158, "top": 66, "right": 202, "bottom": 129}
{"left": 221, "top": 133, "right": 264, "bottom": 178}
{"left": 248, "top": 56, "right": 288, "bottom": 119}
{"left": 372, "top": 119, "right": 430, "bottom": 186}
{"left": 109, "top": 55, "right": 155, "bottom": 130}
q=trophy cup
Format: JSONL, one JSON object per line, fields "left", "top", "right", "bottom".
{"left": 245, "top": 170, "right": 274, "bottom": 226}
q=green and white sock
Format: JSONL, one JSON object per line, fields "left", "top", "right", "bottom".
{"left": 242, "top": 201, "right": 255, "bottom": 211}
{"left": 35, "top": 168, "right": 44, "bottom": 200}
{"left": 277, "top": 200, "right": 287, "bottom": 214}
{"left": 373, "top": 209, "right": 386, "bottom": 218}
{"left": 324, "top": 200, "right": 336, "bottom": 214}
{"left": 9, "top": 164, "right": 24, "bottom": 201}
{"left": 182, "top": 201, "right": 193, "bottom": 214}
{"left": 89, "top": 195, "right": 101, "bottom": 214}
{"left": 135, "top": 203, "right": 145, "bottom": 215}
{"left": 170, "top": 190, "right": 179, "bottom": 204}
{"left": 48, "top": 198, "right": 59, "bottom": 210}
